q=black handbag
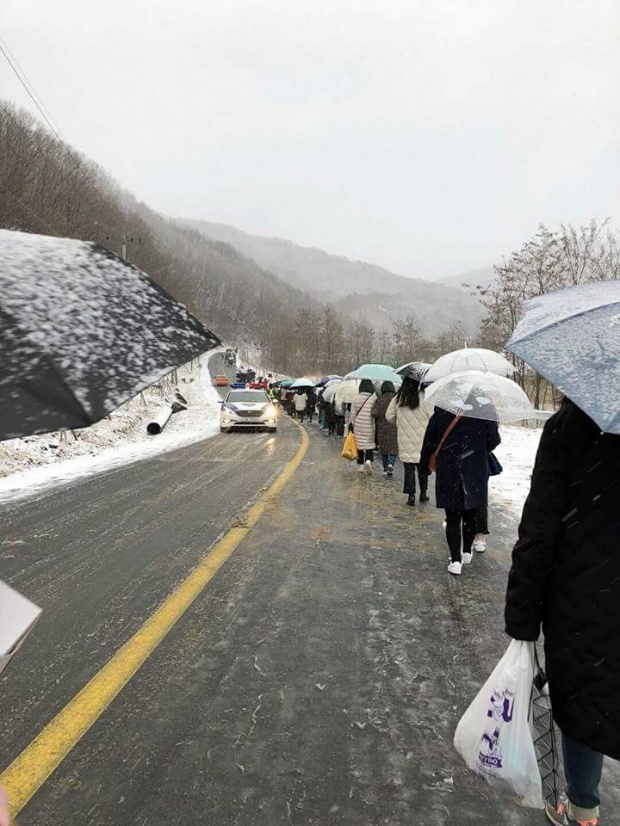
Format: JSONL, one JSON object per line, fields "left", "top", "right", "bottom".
{"left": 488, "top": 451, "right": 503, "bottom": 476}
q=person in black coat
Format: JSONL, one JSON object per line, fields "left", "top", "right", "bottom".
{"left": 420, "top": 405, "right": 500, "bottom": 575}
{"left": 505, "top": 399, "right": 620, "bottom": 825}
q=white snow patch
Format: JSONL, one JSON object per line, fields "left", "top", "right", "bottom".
{"left": 0, "top": 354, "right": 222, "bottom": 504}
{"left": 489, "top": 424, "right": 542, "bottom": 518}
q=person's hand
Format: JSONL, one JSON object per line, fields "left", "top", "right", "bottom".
{"left": 0, "top": 784, "right": 11, "bottom": 826}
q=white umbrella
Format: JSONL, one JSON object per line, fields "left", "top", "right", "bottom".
{"left": 424, "top": 370, "right": 535, "bottom": 422}
{"left": 290, "top": 377, "right": 316, "bottom": 389}
{"left": 322, "top": 382, "right": 340, "bottom": 403}
{"left": 334, "top": 379, "right": 359, "bottom": 406}
{"left": 424, "top": 348, "right": 515, "bottom": 384}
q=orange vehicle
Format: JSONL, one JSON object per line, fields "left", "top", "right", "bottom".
{"left": 213, "top": 375, "right": 231, "bottom": 387}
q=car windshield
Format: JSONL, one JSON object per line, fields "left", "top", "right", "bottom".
{"left": 227, "top": 391, "right": 269, "bottom": 403}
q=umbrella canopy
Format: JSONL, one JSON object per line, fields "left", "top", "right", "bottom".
{"left": 334, "top": 379, "right": 359, "bottom": 405}
{"left": 507, "top": 281, "right": 620, "bottom": 434}
{"left": 424, "top": 370, "right": 535, "bottom": 422}
{"left": 0, "top": 230, "right": 220, "bottom": 441}
{"left": 396, "top": 361, "right": 432, "bottom": 380}
{"left": 321, "top": 382, "right": 341, "bottom": 403}
{"left": 345, "top": 363, "right": 402, "bottom": 383}
{"left": 279, "top": 378, "right": 294, "bottom": 388}
{"left": 290, "top": 378, "right": 315, "bottom": 389}
{"left": 315, "top": 374, "right": 342, "bottom": 387}
{"left": 424, "top": 348, "right": 515, "bottom": 384}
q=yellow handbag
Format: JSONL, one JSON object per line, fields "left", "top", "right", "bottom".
{"left": 341, "top": 431, "right": 358, "bottom": 461}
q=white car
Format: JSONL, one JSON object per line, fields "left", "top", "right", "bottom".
{"left": 220, "top": 389, "right": 277, "bottom": 433}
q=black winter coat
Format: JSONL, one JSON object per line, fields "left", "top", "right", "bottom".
{"left": 505, "top": 401, "right": 620, "bottom": 759}
{"left": 420, "top": 408, "right": 500, "bottom": 511}
{"left": 372, "top": 392, "right": 398, "bottom": 456}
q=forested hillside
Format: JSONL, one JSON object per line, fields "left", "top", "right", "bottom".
{"left": 188, "top": 220, "right": 486, "bottom": 335}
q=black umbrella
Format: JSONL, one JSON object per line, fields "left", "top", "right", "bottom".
{"left": 0, "top": 230, "right": 220, "bottom": 440}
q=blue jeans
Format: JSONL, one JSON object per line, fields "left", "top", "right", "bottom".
{"left": 381, "top": 453, "right": 397, "bottom": 471}
{"left": 562, "top": 733, "right": 604, "bottom": 813}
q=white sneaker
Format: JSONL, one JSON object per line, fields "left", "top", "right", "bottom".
{"left": 462, "top": 552, "right": 473, "bottom": 565}
{"left": 447, "top": 561, "right": 462, "bottom": 575}
{"left": 357, "top": 465, "right": 365, "bottom": 473}
{"left": 473, "top": 539, "right": 486, "bottom": 553}
{"left": 365, "top": 460, "right": 373, "bottom": 475}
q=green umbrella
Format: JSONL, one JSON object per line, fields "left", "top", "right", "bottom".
{"left": 344, "top": 364, "right": 402, "bottom": 384}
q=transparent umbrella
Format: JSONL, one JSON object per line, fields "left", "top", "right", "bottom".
{"left": 424, "top": 348, "right": 515, "bottom": 384}
{"left": 334, "top": 379, "right": 359, "bottom": 406}
{"left": 507, "top": 281, "right": 620, "bottom": 434}
{"left": 321, "top": 382, "right": 341, "bottom": 403}
{"left": 424, "top": 370, "right": 535, "bottom": 422}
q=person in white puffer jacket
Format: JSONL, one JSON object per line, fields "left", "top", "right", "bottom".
{"left": 350, "top": 379, "right": 377, "bottom": 474}
{"left": 386, "top": 376, "right": 432, "bottom": 505}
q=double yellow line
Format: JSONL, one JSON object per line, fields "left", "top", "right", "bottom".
{"left": 1, "top": 424, "right": 309, "bottom": 817}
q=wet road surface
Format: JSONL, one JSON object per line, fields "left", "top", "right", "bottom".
{"left": 1, "top": 368, "right": 619, "bottom": 824}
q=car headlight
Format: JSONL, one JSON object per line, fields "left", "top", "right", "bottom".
{"left": 265, "top": 404, "right": 276, "bottom": 417}
{"left": 222, "top": 416, "right": 234, "bottom": 424}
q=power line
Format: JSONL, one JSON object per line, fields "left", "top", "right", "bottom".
{"left": 0, "top": 34, "right": 64, "bottom": 142}
{"left": 0, "top": 33, "right": 64, "bottom": 139}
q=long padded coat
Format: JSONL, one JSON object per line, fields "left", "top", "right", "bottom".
{"left": 372, "top": 392, "right": 398, "bottom": 456}
{"left": 385, "top": 393, "right": 432, "bottom": 463}
{"left": 350, "top": 392, "right": 377, "bottom": 451}
{"left": 420, "top": 407, "right": 500, "bottom": 511}
{"left": 505, "top": 401, "right": 620, "bottom": 759}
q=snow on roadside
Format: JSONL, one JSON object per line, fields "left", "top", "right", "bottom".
{"left": 0, "top": 354, "right": 222, "bottom": 505}
{"left": 489, "top": 424, "right": 543, "bottom": 519}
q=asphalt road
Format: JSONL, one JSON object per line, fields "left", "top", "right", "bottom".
{"left": 1, "top": 359, "right": 619, "bottom": 825}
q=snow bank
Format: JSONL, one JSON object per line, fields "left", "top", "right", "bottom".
{"left": 490, "top": 424, "right": 542, "bottom": 518}
{"left": 0, "top": 355, "right": 221, "bottom": 504}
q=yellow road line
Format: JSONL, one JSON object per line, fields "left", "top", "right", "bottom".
{"left": 1, "top": 422, "right": 309, "bottom": 817}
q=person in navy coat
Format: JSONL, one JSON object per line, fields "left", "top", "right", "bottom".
{"left": 420, "top": 404, "right": 500, "bottom": 575}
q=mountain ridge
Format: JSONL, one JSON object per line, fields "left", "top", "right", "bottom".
{"left": 187, "top": 219, "right": 488, "bottom": 336}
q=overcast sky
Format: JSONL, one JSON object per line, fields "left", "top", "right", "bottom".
{"left": 2, "top": 0, "right": 619, "bottom": 279}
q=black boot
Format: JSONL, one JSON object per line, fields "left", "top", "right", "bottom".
{"left": 419, "top": 492, "right": 430, "bottom": 503}
{"left": 407, "top": 493, "right": 416, "bottom": 506}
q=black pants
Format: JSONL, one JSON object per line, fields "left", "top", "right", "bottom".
{"left": 445, "top": 508, "right": 478, "bottom": 563}
{"left": 475, "top": 504, "right": 489, "bottom": 535}
{"left": 335, "top": 416, "right": 345, "bottom": 437}
{"left": 357, "top": 449, "right": 374, "bottom": 465}
{"left": 403, "top": 462, "right": 428, "bottom": 497}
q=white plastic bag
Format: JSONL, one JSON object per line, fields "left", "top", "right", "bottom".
{"left": 454, "top": 640, "right": 543, "bottom": 808}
